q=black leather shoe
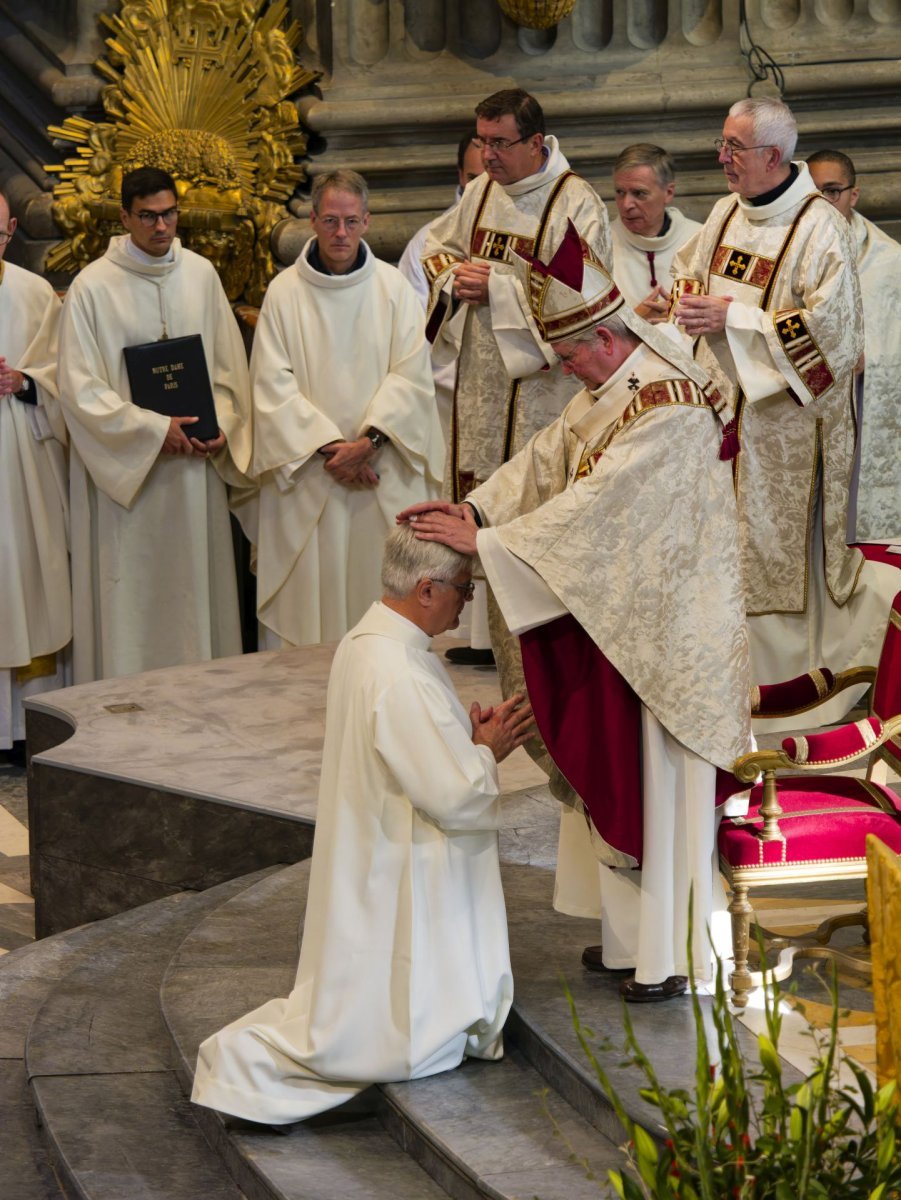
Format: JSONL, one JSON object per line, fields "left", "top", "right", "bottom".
{"left": 620, "top": 975, "right": 688, "bottom": 1003}
{"left": 444, "top": 646, "right": 495, "bottom": 666}
{"left": 581, "top": 944, "right": 630, "bottom": 973}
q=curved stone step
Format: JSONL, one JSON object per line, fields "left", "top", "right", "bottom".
{"left": 162, "top": 860, "right": 627, "bottom": 1200}
{"left": 23, "top": 870, "right": 282, "bottom": 1200}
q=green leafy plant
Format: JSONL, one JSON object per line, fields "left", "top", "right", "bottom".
{"left": 567, "top": 915, "right": 899, "bottom": 1199}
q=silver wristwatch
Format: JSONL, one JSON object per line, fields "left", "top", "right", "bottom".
{"left": 15, "top": 376, "right": 31, "bottom": 397}
{"left": 365, "top": 427, "right": 387, "bottom": 452}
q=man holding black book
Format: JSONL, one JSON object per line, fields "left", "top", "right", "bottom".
{"left": 58, "top": 167, "right": 252, "bottom": 683}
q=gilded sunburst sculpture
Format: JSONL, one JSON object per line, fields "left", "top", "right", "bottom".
{"left": 45, "top": 0, "right": 317, "bottom": 304}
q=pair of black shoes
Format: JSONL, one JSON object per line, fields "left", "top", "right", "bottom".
{"left": 581, "top": 944, "right": 687, "bottom": 1003}
{"left": 444, "top": 646, "right": 495, "bottom": 666}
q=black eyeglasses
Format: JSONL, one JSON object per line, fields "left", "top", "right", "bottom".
{"left": 0, "top": 229, "right": 14, "bottom": 245}
{"left": 131, "top": 206, "right": 180, "bottom": 228}
{"left": 820, "top": 184, "right": 855, "bottom": 202}
{"left": 431, "top": 579, "right": 476, "bottom": 600}
{"left": 471, "top": 135, "right": 531, "bottom": 152}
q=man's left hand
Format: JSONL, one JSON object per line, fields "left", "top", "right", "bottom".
{"left": 452, "top": 260, "right": 491, "bottom": 306}
{"left": 189, "top": 429, "right": 226, "bottom": 456}
{"left": 408, "top": 506, "right": 479, "bottom": 555}
{"left": 674, "top": 293, "right": 732, "bottom": 337}
{"left": 322, "top": 437, "right": 375, "bottom": 482}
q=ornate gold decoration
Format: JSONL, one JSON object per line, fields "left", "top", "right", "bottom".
{"left": 496, "top": 0, "right": 578, "bottom": 30}
{"left": 44, "top": 0, "right": 317, "bottom": 304}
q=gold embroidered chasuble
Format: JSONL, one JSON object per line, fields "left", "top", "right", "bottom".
{"left": 671, "top": 163, "right": 864, "bottom": 614}
{"left": 468, "top": 343, "right": 752, "bottom": 778}
{"left": 850, "top": 211, "right": 901, "bottom": 542}
{"left": 422, "top": 137, "right": 611, "bottom": 501}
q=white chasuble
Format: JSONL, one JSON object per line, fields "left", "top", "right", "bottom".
{"left": 423, "top": 138, "right": 612, "bottom": 500}
{"left": 468, "top": 346, "right": 751, "bottom": 983}
{"left": 849, "top": 211, "right": 901, "bottom": 542}
{"left": 671, "top": 163, "right": 864, "bottom": 617}
{"left": 250, "top": 240, "right": 444, "bottom": 648}
{"left": 0, "top": 262, "right": 71, "bottom": 746}
{"left": 192, "top": 602, "right": 512, "bottom": 1123}
{"left": 58, "top": 237, "right": 251, "bottom": 683}
{"left": 610, "top": 207, "right": 701, "bottom": 310}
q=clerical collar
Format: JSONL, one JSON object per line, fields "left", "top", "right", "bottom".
{"left": 656, "top": 211, "right": 671, "bottom": 237}
{"left": 307, "top": 238, "right": 366, "bottom": 276}
{"left": 747, "top": 162, "right": 799, "bottom": 207}
{"left": 125, "top": 236, "right": 175, "bottom": 265}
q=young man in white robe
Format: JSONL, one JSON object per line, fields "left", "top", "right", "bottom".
{"left": 249, "top": 169, "right": 444, "bottom": 649}
{"left": 808, "top": 149, "right": 901, "bottom": 544}
{"left": 58, "top": 167, "right": 252, "bottom": 684}
{"left": 422, "top": 88, "right": 612, "bottom": 667}
{"left": 671, "top": 99, "right": 898, "bottom": 728}
{"left": 192, "top": 524, "right": 532, "bottom": 1123}
{"left": 403, "top": 223, "right": 752, "bottom": 1002}
{"left": 609, "top": 143, "right": 702, "bottom": 316}
{"left": 0, "top": 190, "right": 71, "bottom": 755}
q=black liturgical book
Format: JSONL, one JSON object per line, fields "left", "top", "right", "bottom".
{"left": 123, "top": 334, "right": 219, "bottom": 442}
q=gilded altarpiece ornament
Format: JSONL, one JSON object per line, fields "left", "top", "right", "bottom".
{"left": 44, "top": 0, "right": 317, "bottom": 304}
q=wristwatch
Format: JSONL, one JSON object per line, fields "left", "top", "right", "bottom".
{"left": 365, "top": 427, "right": 388, "bottom": 452}
{"left": 15, "top": 375, "right": 31, "bottom": 398}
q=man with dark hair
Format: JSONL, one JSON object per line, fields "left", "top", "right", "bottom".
{"left": 0, "top": 189, "right": 70, "bottom": 756}
{"left": 422, "top": 87, "right": 610, "bottom": 666}
{"left": 609, "top": 143, "right": 701, "bottom": 315}
{"left": 58, "top": 166, "right": 252, "bottom": 682}
{"left": 808, "top": 149, "right": 901, "bottom": 543}
{"left": 248, "top": 169, "right": 443, "bottom": 649}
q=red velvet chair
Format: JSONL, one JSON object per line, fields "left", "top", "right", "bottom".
{"left": 719, "top": 591, "right": 901, "bottom": 1008}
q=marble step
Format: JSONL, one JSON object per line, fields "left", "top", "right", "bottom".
{"left": 22, "top": 871, "right": 283, "bottom": 1200}
{"left": 162, "top": 860, "right": 627, "bottom": 1200}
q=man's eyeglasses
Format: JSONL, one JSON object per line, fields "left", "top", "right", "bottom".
{"left": 714, "top": 138, "right": 775, "bottom": 160}
{"left": 431, "top": 579, "right": 476, "bottom": 600}
{"left": 131, "top": 206, "right": 179, "bottom": 227}
{"left": 471, "top": 135, "right": 531, "bottom": 153}
{"left": 317, "top": 216, "right": 364, "bottom": 232}
{"left": 0, "top": 229, "right": 13, "bottom": 245}
{"left": 820, "top": 184, "right": 855, "bottom": 202}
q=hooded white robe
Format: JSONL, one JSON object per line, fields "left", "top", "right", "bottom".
{"left": 192, "top": 601, "right": 512, "bottom": 1123}
{"left": 249, "top": 239, "right": 443, "bottom": 648}
{"left": 610, "top": 207, "right": 701, "bottom": 310}
{"left": 0, "top": 262, "right": 70, "bottom": 746}
{"left": 848, "top": 210, "right": 901, "bottom": 543}
{"left": 57, "top": 236, "right": 251, "bottom": 684}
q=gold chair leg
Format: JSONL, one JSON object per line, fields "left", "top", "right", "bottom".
{"left": 729, "top": 882, "right": 754, "bottom": 1008}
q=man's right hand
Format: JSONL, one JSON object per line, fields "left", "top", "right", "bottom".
{"left": 470, "top": 693, "right": 534, "bottom": 764}
{"left": 635, "top": 285, "right": 672, "bottom": 324}
{"left": 161, "top": 415, "right": 199, "bottom": 456}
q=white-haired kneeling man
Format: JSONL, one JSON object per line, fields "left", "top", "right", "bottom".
{"left": 192, "top": 523, "right": 532, "bottom": 1125}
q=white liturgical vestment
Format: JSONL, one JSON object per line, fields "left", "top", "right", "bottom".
{"left": 0, "top": 262, "right": 70, "bottom": 747}
{"left": 250, "top": 240, "right": 444, "bottom": 648}
{"left": 848, "top": 210, "right": 901, "bottom": 542}
{"left": 467, "top": 343, "right": 752, "bottom": 984}
{"left": 58, "top": 237, "right": 251, "bottom": 684}
{"left": 192, "top": 602, "right": 512, "bottom": 1123}
{"left": 423, "top": 138, "right": 611, "bottom": 500}
{"left": 672, "top": 164, "right": 897, "bottom": 717}
{"left": 610, "top": 207, "right": 701, "bottom": 310}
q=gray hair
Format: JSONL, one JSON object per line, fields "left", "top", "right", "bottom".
{"left": 728, "top": 98, "right": 797, "bottom": 164}
{"left": 613, "top": 143, "right": 675, "bottom": 188}
{"left": 567, "top": 311, "right": 640, "bottom": 348}
{"left": 381, "top": 523, "right": 471, "bottom": 600}
{"left": 311, "top": 169, "right": 369, "bottom": 213}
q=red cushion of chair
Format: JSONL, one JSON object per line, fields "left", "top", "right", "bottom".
{"left": 852, "top": 543, "right": 901, "bottom": 569}
{"left": 782, "top": 717, "right": 882, "bottom": 765}
{"left": 751, "top": 669, "right": 835, "bottom": 716}
{"left": 873, "top": 592, "right": 901, "bottom": 769}
{"left": 718, "top": 776, "right": 901, "bottom": 869}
